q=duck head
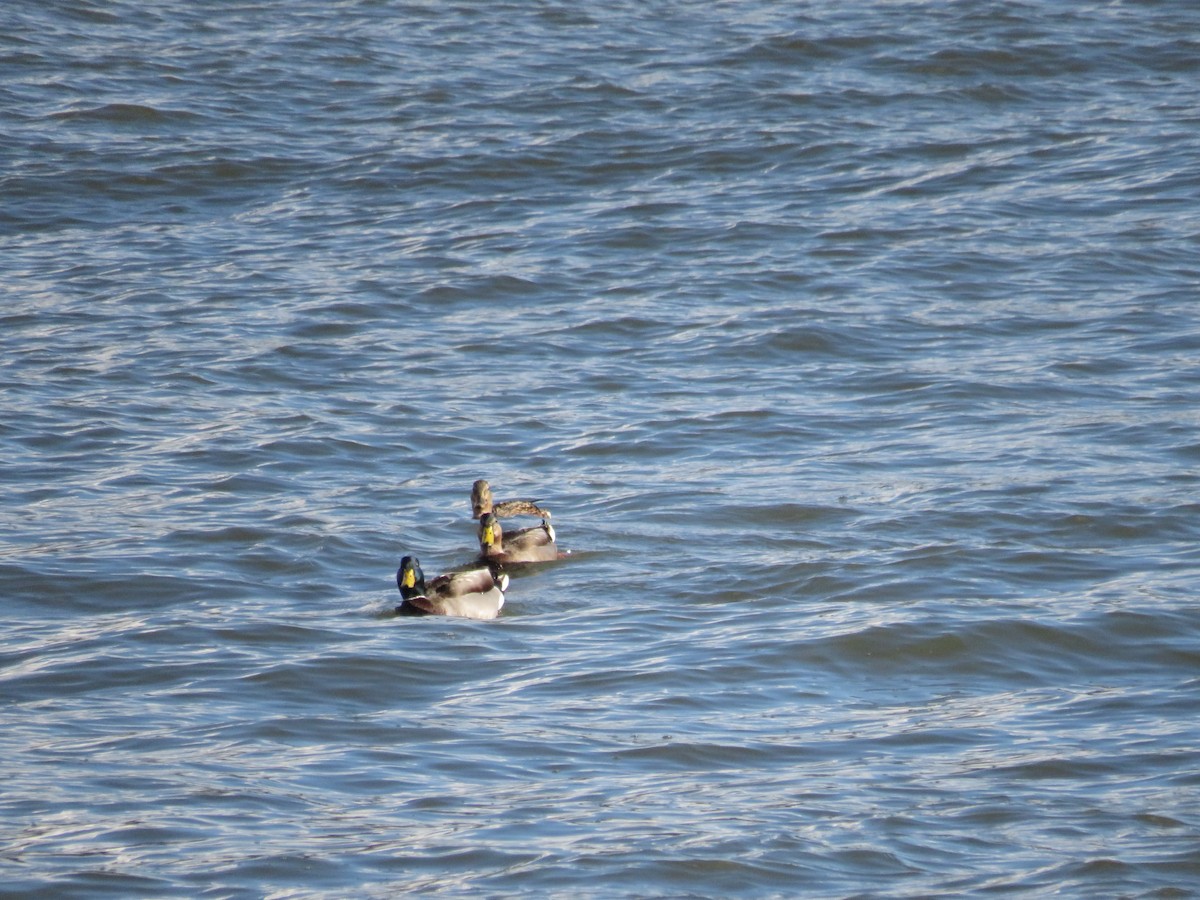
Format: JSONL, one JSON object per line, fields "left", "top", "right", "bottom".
{"left": 396, "top": 555, "right": 426, "bottom": 599}
{"left": 477, "top": 512, "right": 502, "bottom": 556}
{"left": 471, "top": 479, "right": 493, "bottom": 518}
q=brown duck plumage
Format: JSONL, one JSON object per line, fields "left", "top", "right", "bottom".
{"left": 471, "top": 479, "right": 552, "bottom": 520}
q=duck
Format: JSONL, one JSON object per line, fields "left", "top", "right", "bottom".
{"left": 477, "top": 511, "right": 559, "bottom": 564}
{"left": 395, "top": 555, "right": 508, "bottom": 620}
{"left": 471, "top": 478, "right": 552, "bottom": 520}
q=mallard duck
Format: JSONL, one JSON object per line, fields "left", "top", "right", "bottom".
{"left": 477, "top": 511, "right": 558, "bottom": 564}
{"left": 471, "top": 478, "right": 552, "bottom": 520}
{"left": 395, "top": 555, "right": 508, "bottom": 620}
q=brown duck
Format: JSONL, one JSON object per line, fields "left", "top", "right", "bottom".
{"left": 471, "top": 479, "right": 552, "bottom": 520}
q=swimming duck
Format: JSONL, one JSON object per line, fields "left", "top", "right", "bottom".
{"left": 395, "top": 555, "right": 508, "bottom": 620}
{"left": 471, "top": 478, "right": 552, "bottom": 520}
{"left": 477, "top": 511, "right": 558, "bottom": 564}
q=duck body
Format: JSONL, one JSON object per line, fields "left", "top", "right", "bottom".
{"left": 477, "top": 512, "right": 559, "bottom": 564}
{"left": 395, "top": 555, "right": 508, "bottom": 620}
{"left": 471, "top": 479, "right": 552, "bottom": 520}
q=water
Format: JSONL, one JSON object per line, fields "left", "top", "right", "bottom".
{"left": 3, "top": 1, "right": 1200, "bottom": 896}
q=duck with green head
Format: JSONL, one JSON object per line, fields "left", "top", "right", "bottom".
{"left": 395, "top": 555, "right": 508, "bottom": 620}
{"left": 477, "top": 511, "right": 558, "bottom": 564}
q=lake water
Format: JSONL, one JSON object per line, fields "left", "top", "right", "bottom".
{"left": 3, "top": 1, "right": 1200, "bottom": 896}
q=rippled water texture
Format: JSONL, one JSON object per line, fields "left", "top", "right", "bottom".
{"left": 3, "top": 1, "right": 1200, "bottom": 896}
